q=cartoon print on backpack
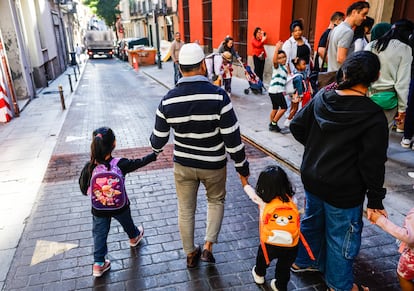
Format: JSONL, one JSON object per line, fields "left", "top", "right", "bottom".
{"left": 88, "top": 158, "right": 127, "bottom": 210}
{"left": 261, "top": 199, "right": 300, "bottom": 247}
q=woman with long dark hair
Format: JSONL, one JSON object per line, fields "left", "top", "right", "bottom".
{"left": 365, "top": 19, "right": 414, "bottom": 130}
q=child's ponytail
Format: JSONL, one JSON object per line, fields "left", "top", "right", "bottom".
{"left": 89, "top": 127, "right": 116, "bottom": 172}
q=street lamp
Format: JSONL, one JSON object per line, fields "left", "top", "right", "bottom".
{"left": 153, "top": 0, "right": 163, "bottom": 69}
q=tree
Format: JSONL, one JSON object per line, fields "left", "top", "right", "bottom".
{"left": 83, "top": 0, "right": 121, "bottom": 28}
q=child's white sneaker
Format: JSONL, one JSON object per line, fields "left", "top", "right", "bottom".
{"left": 284, "top": 119, "right": 291, "bottom": 127}
{"left": 270, "top": 279, "right": 279, "bottom": 291}
{"left": 93, "top": 259, "right": 111, "bottom": 277}
{"left": 401, "top": 138, "right": 411, "bottom": 148}
{"left": 251, "top": 265, "right": 265, "bottom": 284}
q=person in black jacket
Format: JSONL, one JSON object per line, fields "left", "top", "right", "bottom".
{"left": 79, "top": 127, "right": 157, "bottom": 277}
{"left": 289, "top": 51, "right": 388, "bottom": 291}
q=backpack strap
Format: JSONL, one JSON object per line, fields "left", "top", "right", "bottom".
{"left": 259, "top": 204, "right": 271, "bottom": 265}
{"left": 299, "top": 232, "right": 316, "bottom": 261}
{"left": 109, "top": 157, "right": 121, "bottom": 169}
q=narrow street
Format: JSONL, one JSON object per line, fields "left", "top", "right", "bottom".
{"left": 3, "top": 58, "right": 403, "bottom": 290}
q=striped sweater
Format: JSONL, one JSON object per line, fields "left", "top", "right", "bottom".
{"left": 268, "top": 64, "right": 288, "bottom": 94}
{"left": 150, "top": 75, "right": 249, "bottom": 176}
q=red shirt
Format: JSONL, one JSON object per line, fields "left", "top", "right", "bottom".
{"left": 251, "top": 37, "right": 266, "bottom": 58}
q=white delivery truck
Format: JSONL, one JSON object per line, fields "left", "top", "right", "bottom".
{"left": 84, "top": 30, "right": 114, "bottom": 59}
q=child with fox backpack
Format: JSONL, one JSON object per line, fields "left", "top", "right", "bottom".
{"left": 240, "top": 165, "right": 314, "bottom": 291}
{"left": 79, "top": 127, "right": 158, "bottom": 277}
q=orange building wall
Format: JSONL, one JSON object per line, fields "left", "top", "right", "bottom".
{"left": 248, "top": 0, "right": 293, "bottom": 54}
{"left": 178, "top": 0, "right": 362, "bottom": 53}
{"left": 313, "top": 0, "right": 355, "bottom": 50}
{"left": 212, "top": 1, "right": 232, "bottom": 48}
{"left": 191, "top": 0, "right": 204, "bottom": 43}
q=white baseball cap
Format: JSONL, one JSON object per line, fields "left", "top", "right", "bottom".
{"left": 179, "top": 43, "right": 205, "bottom": 65}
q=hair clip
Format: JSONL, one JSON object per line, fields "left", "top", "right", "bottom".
{"left": 96, "top": 133, "right": 103, "bottom": 138}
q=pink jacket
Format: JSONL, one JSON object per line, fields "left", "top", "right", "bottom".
{"left": 376, "top": 208, "right": 414, "bottom": 251}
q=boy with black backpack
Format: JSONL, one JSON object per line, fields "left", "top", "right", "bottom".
{"left": 240, "top": 165, "right": 314, "bottom": 291}
{"left": 79, "top": 127, "right": 158, "bottom": 277}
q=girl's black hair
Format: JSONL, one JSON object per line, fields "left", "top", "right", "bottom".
{"left": 374, "top": 19, "right": 414, "bottom": 52}
{"left": 255, "top": 165, "right": 295, "bottom": 203}
{"left": 336, "top": 50, "right": 380, "bottom": 90}
{"left": 88, "top": 127, "right": 116, "bottom": 172}
{"left": 292, "top": 57, "right": 306, "bottom": 68}
{"left": 353, "top": 16, "right": 374, "bottom": 41}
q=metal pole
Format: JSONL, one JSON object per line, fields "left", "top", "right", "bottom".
{"left": 67, "top": 74, "right": 73, "bottom": 92}
{"left": 154, "top": 10, "right": 162, "bottom": 69}
{"left": 58, "top": 85, "right": 66, "bottom": 110}
{"left": 73, "top": 66, "right": 78, "bottom": 82}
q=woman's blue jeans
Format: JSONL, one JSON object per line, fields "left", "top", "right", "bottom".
{"left": 92, "top": 208, "right": 139, "bottom": 263}
{"left": 295, "top": 191, "right": 363, "bottom": 291}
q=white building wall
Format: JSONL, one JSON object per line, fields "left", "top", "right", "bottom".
{"left": 0, "top": 0, "right": 32, "bottom": 100}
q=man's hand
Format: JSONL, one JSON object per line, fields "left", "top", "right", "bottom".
{"left": 367, "top": 208, "right": 388, "bottom": 223}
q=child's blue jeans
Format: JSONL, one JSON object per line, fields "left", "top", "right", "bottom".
{"left": 293, "top": 75, "right": 304, "bottom": 96}
{"left": 93, "top": 207, "right": 139, "bottom": 263}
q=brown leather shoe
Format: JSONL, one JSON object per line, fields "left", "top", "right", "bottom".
{"left": 200, "top": 249, "right": 216, "bottom": 263}
{"left": 186, "top": 246, "right": 201, "bottom": 268}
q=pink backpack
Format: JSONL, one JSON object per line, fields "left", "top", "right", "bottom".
{"left": 87, "top": 158, "right": 127, "bottom": 210}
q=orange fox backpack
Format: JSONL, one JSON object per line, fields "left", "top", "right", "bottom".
{"left": 259, "top": 197, "right": 315, "bottom": 265}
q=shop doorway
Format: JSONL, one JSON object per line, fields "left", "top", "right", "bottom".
{"left": 292, "top": 0, "right": 318, "bottom": 46}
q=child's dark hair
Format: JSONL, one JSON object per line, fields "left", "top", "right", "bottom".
{"left": 89, "top": 127, "right": 116, "bottom": 172}
{"left": 292, "top": 57, "right": 306, "bottom": 68}
{"left": 336, "top": 51, "right": 380, "bottom": 89}
{"left": 255, "top": 165, "right": 295, "bottom": 203}
{"left": 278, "top": 50, "right": 286, "bottom": 56}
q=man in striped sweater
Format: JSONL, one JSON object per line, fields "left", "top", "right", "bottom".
{"left": 150, "top": 43, "right": 250, "bottom": 268}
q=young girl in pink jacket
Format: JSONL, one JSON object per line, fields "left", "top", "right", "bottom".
{"left": 370, "top": 206, "right": 414, "bottom": 290}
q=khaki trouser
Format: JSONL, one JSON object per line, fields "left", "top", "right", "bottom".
{"left": 173, "top": 163, "right": 226, "bottom": 254}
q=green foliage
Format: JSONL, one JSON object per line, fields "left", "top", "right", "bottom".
{"left": 83, "top": 0, "right": 121, "bottom": 27}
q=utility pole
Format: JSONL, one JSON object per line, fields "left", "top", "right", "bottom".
{"left": 154, "top": 10, "right": 162, "bottom": 69}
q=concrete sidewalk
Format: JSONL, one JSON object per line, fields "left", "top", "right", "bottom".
{"left": 0, "top": 64, "right": 84, "bottom": 290}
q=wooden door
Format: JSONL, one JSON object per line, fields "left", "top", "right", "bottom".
{"left": 392, "top": 0, "right": 414, "bottom": 22}
{"left": 292, "top": 0, "right": 318, "bottom": 47}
